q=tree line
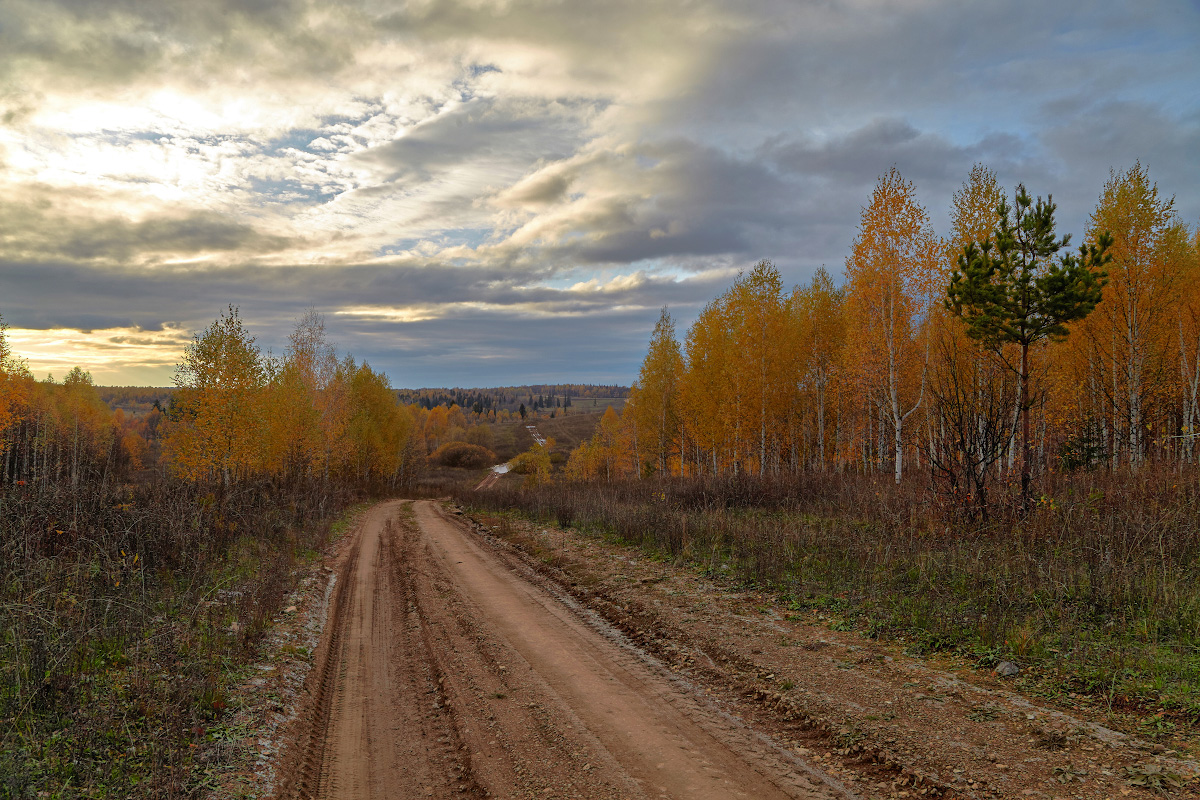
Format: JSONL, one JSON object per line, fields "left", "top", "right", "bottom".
{"left": 0, "top": 307, "right": 431, "bottom": 491}
{"left": 396, "top": 384, "right": 627, "bottom": 416}
{"left": 163, "top": 306, "right": 428, "bottom": 490}
{"left": 569, "top": 162, "right": 1199, "bottom": 515}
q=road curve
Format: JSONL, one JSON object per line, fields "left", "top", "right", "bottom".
{"left": 274, "top": 500, "right": 850, "bottom": 799}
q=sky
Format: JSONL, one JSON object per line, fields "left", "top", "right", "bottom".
{"left": 0, "top": 0, "right": 1197, "bottom": 388}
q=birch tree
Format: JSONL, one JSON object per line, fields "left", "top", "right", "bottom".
{"left": 846, "top": 168, "right": 939, "bottom": 483}
{"left": 1084, "top": 163, "right": 1187, "bottom": 467}
{"left": 629, "top": 307, "right": 684, "bottom": 476}
{"left": 167, "top": 306, "right": 265, "bottom": 486}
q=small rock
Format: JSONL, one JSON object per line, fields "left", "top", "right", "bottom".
{"left": 995, "top": 661, "right": 1020, "bottom": 677}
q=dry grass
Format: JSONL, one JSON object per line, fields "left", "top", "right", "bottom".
{"left": 458, "top": 468, "right": 1200, "bottom": 731}
{"left": 480, "top": 412, "right": 603, "bottom": 462}
{"left": 0, "top": 478, "right": 354, "bottom": 798}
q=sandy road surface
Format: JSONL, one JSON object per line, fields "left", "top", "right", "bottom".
{"left": 274, "top": 500, "right": 848, "bottom": 799}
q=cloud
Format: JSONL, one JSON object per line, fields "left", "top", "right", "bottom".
{"left": 0, "top": 0, "right": 1197, "bottom": 385}
{"left": 5, "top": 323, "right": 193, "bottom": 384}
{"left": 1039, "top": 100, "right": 1200, "bottom": 229}
{"left": 763, "top": 120, "right": 1025, "bottom": 188}
{"left": 1, "top": 255, "right": 733, "bottom": 384}
{"left": 353, "top": 95, "right": 590, "bottom": 186}
{"left": 0, "top": 187, "right": 295, "bottom": 265}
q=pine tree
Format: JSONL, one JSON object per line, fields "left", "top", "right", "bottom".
{"left": 946, "top": 185, "right": 1111, "bottom": 507}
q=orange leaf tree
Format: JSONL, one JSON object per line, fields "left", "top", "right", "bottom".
{"left": 167, "top": 306, "right": 266, "bottom": 486}
{"left": 846, "top": 168, "right": 940, "bottom": 483}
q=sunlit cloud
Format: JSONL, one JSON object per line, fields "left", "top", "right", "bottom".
{"left": 6, "top": 325, "right": 193, "bottom": 385}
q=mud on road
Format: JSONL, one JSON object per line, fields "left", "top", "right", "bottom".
{"left": 273, "top": 500, "right": 850, "bottom": 799}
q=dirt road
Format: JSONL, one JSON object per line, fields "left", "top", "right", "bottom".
{"left": 274, "top": 500, "right": 849, "bottom": 799}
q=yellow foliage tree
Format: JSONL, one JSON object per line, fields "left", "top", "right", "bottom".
{"left": 792, "top": 267, "right": 846, "bottom": 470}
{"left": 629, "top": 307, "right": 684, "bottom": 477}
{"left": 845, "top": 168, "right": 939, "bottom": 483}
{"left": 166, "top": 306, "right": 265, "bottom": 486}
{"left": 1082, "top": 162, "right": 1190, "bottom": 467}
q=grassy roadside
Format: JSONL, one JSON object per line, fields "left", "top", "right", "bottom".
{"left": 196, "top": 500, "right": 372, "bottom": 800}
{"left": 0, "top": 481, "right": 356, "bottom": 799}
{"left": 457, "top": 470, "right": 1200, "bottom": 752}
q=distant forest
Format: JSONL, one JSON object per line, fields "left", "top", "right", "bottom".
{"left": 96, "top": 386, "right": 175, "bottom": 415}
{"left": 393, "top": 385, "right": 629, "bottom": 414}
{"left": 97, "top": 384, "right": 630, "bottom": 418}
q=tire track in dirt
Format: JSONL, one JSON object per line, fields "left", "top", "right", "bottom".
{"left": 283, "top": 529, "right": 357, "bottom": 800}
{"left": 276, "top": 500, "right": 853, "bottom": 799}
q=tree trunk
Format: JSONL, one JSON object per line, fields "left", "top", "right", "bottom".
{"left": 816, "top": 374, "right": 826, "bottom": 468}
{"left": 1020, "top": 342, "right": 1031, "bottom": 511}
{"left": 893, "top": 420, "right": 903, "bottom": 485}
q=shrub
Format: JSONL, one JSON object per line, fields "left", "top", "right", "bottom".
{"left": 466, "top": 425, "right": 494, "bottom": 449}
{"left": 430, "top": 441, "right": 497, "bottom": 469}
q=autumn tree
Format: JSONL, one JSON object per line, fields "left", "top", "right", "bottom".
{"left": 846, "top": 168, "right": 940, "bottom": 483}
{"left": 262, "top": 354, "right": 321, "bottom": 483}
{"left": 0, "top": 315, "right": 19, "bottom": 451}
{"left": 946, "top": 186, "right": 1111, "bottom": 505}
{"left": 674, "top": 263, "right": 796, "bottom": 476}
{"left": 167, "top": 306, "right": 266, "bottom": 486}
{"left": 288, "top": 308, "right": 347, "bottom": 479}
{"left": 60, "top": 367, "right": 116, "bottom": 488}
{"left": 679, "top": 298, "right": 735, "bottom": 475}
{"left": 596, "top": 406, "right": 634, "bottom": 480}
{"left": 1179, "top": 231, "right": 1200, "bottom": 462}
{"left": 424, "top": 405, "right": 450, "bottom": 451}
{"left": 1082, "top": 163, "right": 1189, "bottom": 467}
{"left": 513, "top": 437, "right": 556, "bottom": 485}
{"left": 792, "top": 268, "right": 846, "bottom": 470}
{"left": 629, "top": 307, "right": 683, "bottom": 476}
{"left": 729, "top": 262, "right": 794, "bottom": 475}
{"left": 347, "top": 362, "right": 417, "bottom": 488}
{"left": 949, "top": 164, "right": 1005, "bottom": 257}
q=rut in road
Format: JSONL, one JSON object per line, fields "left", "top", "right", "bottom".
{"left": 275, "top": 500, "right": 853, "bottom": 799}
